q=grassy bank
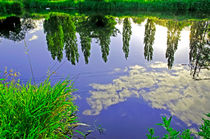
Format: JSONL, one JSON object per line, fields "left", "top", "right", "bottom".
{"left": 0, "top": 78, "right": 78, "bottom": 138}
{"left": 0, "top": 1, "right": 22, "bottom": 15}
{"left": 0, "top": 0, "right": 209, "bottom": 13}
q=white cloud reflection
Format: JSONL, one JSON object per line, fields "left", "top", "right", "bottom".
{"left": 29, "top": 35, "right": 38, "bottom": 41}
{"left": 83, "top": 62, "right": 210, "bottom": 126}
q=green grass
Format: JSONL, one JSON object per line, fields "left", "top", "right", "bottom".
{"left": 0, "top": 79, "right": 78, "bottom": 138}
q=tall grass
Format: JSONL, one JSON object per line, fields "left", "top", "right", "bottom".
{"left": 0, "top": 79, "right": 78, "bottom": 138}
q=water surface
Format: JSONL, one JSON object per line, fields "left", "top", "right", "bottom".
{"left": 0, "top": 13, "right": 209, "bottom": 138}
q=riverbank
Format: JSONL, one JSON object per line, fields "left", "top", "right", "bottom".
{"left": 0, "top": 0, "right": 209, "bottom": 15}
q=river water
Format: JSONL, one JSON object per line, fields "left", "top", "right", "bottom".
{"left": 0, "top": 14, "right": 209, "bottom": 138}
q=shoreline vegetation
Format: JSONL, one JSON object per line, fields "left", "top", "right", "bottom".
{"left": 0, "top": 75, "right": 80, "bottom": 138}
{"left": 0, "top": 0, "right": 209, "bottom": 17}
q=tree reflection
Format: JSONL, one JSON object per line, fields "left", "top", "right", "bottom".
{"left": 122, "top": 18, "right": 132, "bottom": 59}
{"left": 77, "top": 15, "right": 118, "bottom": 63}
{"left": 165, "top": 21, "right": 183, "bottom": 69}
{"left": 80, "top": 33, "right": 91, "bottom": 64}
{"left": 189, "top": 21, "right": 209, "bottom": 79}
{"left": 77, "top": 16, "right": 91, "bottom": 64}
{"left": 44, "top": 14, "right": 79, "bottom": 64}
{"left": 44, "top": 15, "right": 64, "bottom": 62}
{"left": 144, "top": 19, "right": 156, "bottom": 61}
{"left": 62, "top": 16, "right": 79, "bottom": 65}
{"left": 0, "top": 17, "right": 35, "bottom": 41}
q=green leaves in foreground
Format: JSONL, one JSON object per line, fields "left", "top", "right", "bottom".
{"left": 198, "top": 113, "right": 210, "bottom": 138}
{"left": 0, "top": 79, "right": 78, "bottom": 138}
{"left": 146, "top": 128, "right": 159, "bottom": 139}
{"left": 147, "top": 114, "right": 210, "bottom": 139}
{"left": 147, "top": 116, "right": 194, "bottom": 139}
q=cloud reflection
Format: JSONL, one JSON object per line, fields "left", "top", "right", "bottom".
{"left": 83, "top": 62, "right": 210, "bottom": 126}
{"left": 29, "top": 35, "right": 38, "bottom": 41}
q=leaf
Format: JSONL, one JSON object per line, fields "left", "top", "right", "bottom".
{"left": 149, "top": 128, "right": 154, "bottom": 136}
{"left": 156, "top": 123, "right": 163, "bottom": 126}
{"left": 74, "top": 130, "right": 86, "bottom": 137}
{"left": 205, "top": 113, "right": 210, "bottom": 117}
{"left": 168, "top": 116, "right": 172, "bottom": 127}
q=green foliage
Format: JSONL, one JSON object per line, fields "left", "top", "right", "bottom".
{"left": 146, "top": 128, "right": 159, "bottom": 139}
{"left": 198, "top": 113, "right": 210, "bottom": 138}
{"left": 1, "top": 0, "right": 209, "bottom": 14}
{"left": 0, "top": 79, "right": 78, "bottom": 138}
{"left": 147, "top": 114, "right": 210, "bottom": 139}
{"left": 0, "top": 1, "right": 22, "bottom": 15}
{"left": 147, "top": 116, "right": 194, "bottom": 139}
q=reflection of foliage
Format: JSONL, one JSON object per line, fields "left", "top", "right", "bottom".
{"left": 189, "top": 21, "right": 210, "bottom": 79}
{"left": 132, "top": 17, "right": 145, "bottom": 25}
{"left": 44, "top": 15, "right": 64, "bottom": 62}
{"left": 99, "top": 33, "right": 110, "bottom": 63}
{"left": 0, "top": 17, "right": 35, "bottom": 41}
{"left": 77, "top": 16, "right": 92, "bottom": 64}
{"left": 144, "top": 19, "right": 156, "bottom": 61}
{"left": 62, "top": 16, "right": 79, "bottom": 65}
{"left": 44, "top": 14, "right": 79, "bottom": 64}
{"left": 123, "top": 18, "right": 132, "bottom": 59}
{"left": 80, "top": 33, "right": 91, "bottom": 64}
{"left": 77, "top": 15, "right": 118, "bottom": 63}
{"left": 165, "top": 21, "right": 183, "bottom": 69}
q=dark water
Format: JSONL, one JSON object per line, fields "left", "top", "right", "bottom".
{"left": 0, "top": 14, "right": 209, "bottom": 138}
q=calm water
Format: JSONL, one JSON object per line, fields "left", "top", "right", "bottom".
{"left": 0, "top": 14, "right": 209, "bottom": 138}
